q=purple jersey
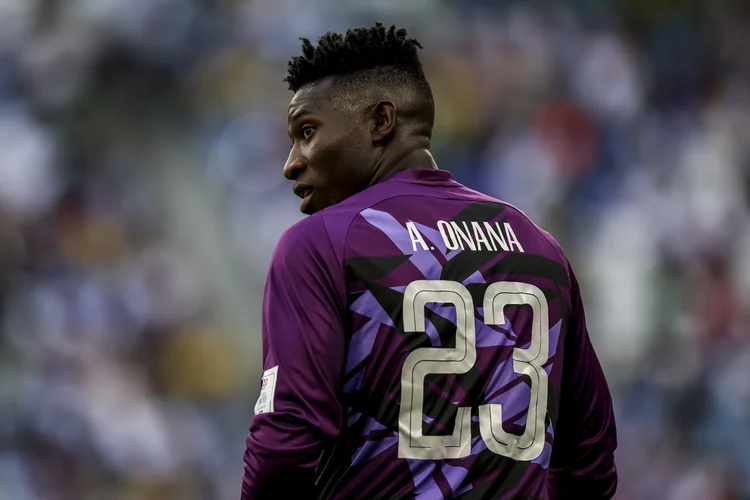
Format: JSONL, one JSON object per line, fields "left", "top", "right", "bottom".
{"left": 242, "top": 169, "right": 617, "bottom": 499}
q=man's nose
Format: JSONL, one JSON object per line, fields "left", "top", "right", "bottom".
{"left": 283, "top": 152, "right": 306, "bottom": 181}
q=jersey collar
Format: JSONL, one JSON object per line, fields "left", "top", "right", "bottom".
{"left": 383, "top": 168, "right": 458, "bottom": 186}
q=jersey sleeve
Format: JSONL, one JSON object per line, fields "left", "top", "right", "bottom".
{"left": 241, "top": 215, "right": 346, "bottom": 500}
{"left": 548, "top": 266, "right": 618, "bottom": 499}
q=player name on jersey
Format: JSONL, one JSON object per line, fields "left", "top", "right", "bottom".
{"left": 406, "top": 220, "right": 525, "bottom": 253}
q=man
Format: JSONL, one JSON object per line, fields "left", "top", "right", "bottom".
{"left": 241, "top": 23, "right": 617, "bottom": 500}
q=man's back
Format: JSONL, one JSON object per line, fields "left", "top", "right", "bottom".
{"left": 243, "top": 169, "right": 617, "bottom": 499}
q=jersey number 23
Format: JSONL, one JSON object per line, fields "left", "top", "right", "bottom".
{"left": 398, "top": 280, "right": 549, "bottom": 462}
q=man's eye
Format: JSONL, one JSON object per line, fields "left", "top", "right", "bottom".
{"left": 301, "top": 126, "right": 314, "bottom": 139}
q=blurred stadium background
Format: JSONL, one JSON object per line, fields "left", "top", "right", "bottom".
{"left": 0, "top": 0, "right": 749, "bottom": 498}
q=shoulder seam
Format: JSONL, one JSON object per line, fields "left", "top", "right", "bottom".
{"left": 319, "top": 212, "right": 347, "bottom": 284}
{"left": 315, "top": 213, "right": 350, "bottom": 318}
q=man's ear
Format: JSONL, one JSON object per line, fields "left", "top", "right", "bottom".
{"left": 369, "top": 101, "right": 396, "bottom": 144}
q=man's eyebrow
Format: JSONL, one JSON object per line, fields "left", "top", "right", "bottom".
{"left": 287, "top": 107, "right": 315, "bottom": 124}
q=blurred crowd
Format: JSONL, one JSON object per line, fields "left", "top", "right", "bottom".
{"left": 0, "top": 0, "right": 749, "bottom": 499}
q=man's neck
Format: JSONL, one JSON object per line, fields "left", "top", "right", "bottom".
{"left": 368, "top": 148, "right": 438, "bottom": 187}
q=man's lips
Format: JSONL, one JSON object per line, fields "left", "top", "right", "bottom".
{"left": 293, "top": 183, "right": 314, "bottom": 213}
{"left": 293, "top": 183, "right": 313, "bottom": 199}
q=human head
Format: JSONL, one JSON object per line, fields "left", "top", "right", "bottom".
{"left": 283, "top": 22, "right": 435, "bottom": 215}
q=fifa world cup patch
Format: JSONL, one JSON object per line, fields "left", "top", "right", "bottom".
{"left": 254, "top": 366, "right": 278, "bottom": 415}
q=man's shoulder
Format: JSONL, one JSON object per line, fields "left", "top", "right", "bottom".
{"left": 464, "top": 187, "right": 571, "bottom": 267}
{"left": 273, "top": 210, "right": 350, "bottom": 266}
{"left": 274, "top": 191, "right": 398, "bottom": 268}
{"left": 279, "top": 213, "right": 325, "bottom": 242}
{"left": 272, "top": 214, "right": 330, "bottom": 263}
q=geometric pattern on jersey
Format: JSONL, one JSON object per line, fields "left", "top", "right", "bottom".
{"left": 337, "top": 200, "right": 570, "bottom": 500}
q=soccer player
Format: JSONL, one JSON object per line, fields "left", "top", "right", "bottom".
{"left": 241, "top": 23, "right": 617, "bottom": 500}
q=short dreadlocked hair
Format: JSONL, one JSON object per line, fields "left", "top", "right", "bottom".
{"left": 285, "top": 23, "right": 433, "bottom": 107}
